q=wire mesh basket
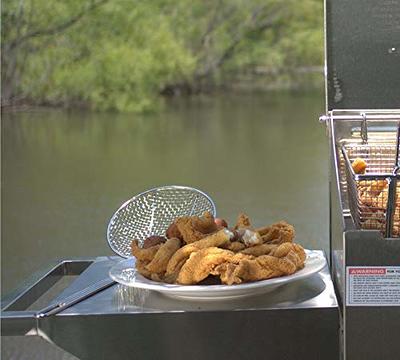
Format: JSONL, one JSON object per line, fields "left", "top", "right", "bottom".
{"left": 107, "top": 186, "right": 216, "bottom": 258}
{"left": 342, "top": 142, "right": 400, "bottom": 237}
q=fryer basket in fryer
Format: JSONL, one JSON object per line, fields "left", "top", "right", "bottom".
{"left": 342, "top": 143, "right": 400, "bottom": 237}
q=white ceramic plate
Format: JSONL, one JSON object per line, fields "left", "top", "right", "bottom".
{"left": 109, "top": 250, "right": 326, "bottom": 300}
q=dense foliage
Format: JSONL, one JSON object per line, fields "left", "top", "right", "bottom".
{"left": 2, "top": 0, "right": 323, "bottom": 112}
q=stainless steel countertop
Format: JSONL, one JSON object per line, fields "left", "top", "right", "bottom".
{"left": 2, "top": 253, "right": 340, "bottom": 360}
{"left": 52, "top": 251, "right": 337, "bottom": 315}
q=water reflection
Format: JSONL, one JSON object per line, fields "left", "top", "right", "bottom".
{"left": 1, "top": 91, "right": 327, "bottom": 294}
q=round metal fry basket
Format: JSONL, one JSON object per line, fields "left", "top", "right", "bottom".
{"left": 107, "top": 185, "right": 216, "bottom": 258}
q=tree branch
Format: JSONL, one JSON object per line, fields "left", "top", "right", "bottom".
{"left": 7, "top": 0, "right": 108, "bottom": 51}
{"left": 195, "top": 6, "right": 284, "bottom": 79}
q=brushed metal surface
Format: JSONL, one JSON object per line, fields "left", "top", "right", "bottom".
{"left": 50, "top": 254, "right": 337, "bottom": 314}
{"left": 344, "top": 231, "right": 400, "bottom": 360}
{"left": 42, "top": 308, "right": 339, "bottom": 360}
{"left": 0, "top": 254, "right": 338, "bottom": 359}
{"left": 2, "top": 260, "right": 92, "bottom": 312}
{"left": 35, "top": 254, "right": 339, "bottom": 360}
{"left": 326, "top": 0, "right": 400, "bottom": 110}
{"left": 325, "top": 112, "right": 400, "bottom": 360}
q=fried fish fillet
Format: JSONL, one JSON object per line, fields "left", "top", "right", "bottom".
{"left": 270, "top": 242, "right": 303, "bottom": 258}
{"left": 177, "top": 248, "right": 254, "bottom": 284}
{"left": 145, "top": 238, "right": 181, "bottom": 274}
{"left": 175, "top": 211, "right": 218, "bottom": 244}
{"left": 255, "top": 221, "right": 295, "bottom": 244}
{"left": 221, "top": 241, "right": 246, "bottom": 252}
{"left": 135, "top": 259, "right": 152, "bottom": 278}
{"left": 271, "top": 242, "right": 306, "bottom": 268}
{"left": 177, "top": 247, "right": 235, "bottom": 284}
{"left": 240, "top": 243, "right": 277, "bottom": 256}
{"left": 131, "top": 240, "right": 161, "bottom": 262}
{"left": 133, "top": 215, "right": 303, "bottom": 286}
{"left": 214, "top": 242, "right": 306, "bottom": 285}
{"left": 165, "top": 229, "right": 233, "bottom": 277}
{"left": 135, "top": 259, "right": 164, "bottom": 282}
{"left": 223, "top": 257, "right": 285, "bottom": 284}
{"left": 234, "top": 213, "right": 252, "bottom": 230}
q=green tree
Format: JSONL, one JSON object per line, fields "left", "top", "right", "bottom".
{"left": 2, "top": 0, "right": 323, "bottom": 112}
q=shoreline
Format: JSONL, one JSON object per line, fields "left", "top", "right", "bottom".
{"left": 1, "top": 69, "right": 323, "bottom": 114}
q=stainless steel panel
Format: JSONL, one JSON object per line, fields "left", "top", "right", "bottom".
{"left": 1, "top": 259, "right": 93, "bottom": 336}
{"left": 327, "top": 114, "right": 400, "bottom": 299}
{"left": 325, "top": 0, "right": 400, "bottom": 110}
{"left": 2, "top": 254, "right": 339, "bottom": 359}
{"left": 326, "top": 114, "right": 400, "bottom": 360}
{"left": 2, "top": 259, "right": 92, "bottom": 311}
{"left": 344, "top": 231, "right": 400, "bottom": 360}
{"left": 1, "top": 311, "right": 38, "bottom": 336}
{"left": 41, "top": 308, "right": 339, "bottom": 360}
{"left": 34, "top": 255, "right": 339, "bottom": 360}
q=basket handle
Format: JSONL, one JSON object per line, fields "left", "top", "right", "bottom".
{"left": 394, "top": 122, "right": 400, "bottom": 173}
{"left": 360, "top": 112, "right": 368, "bottom": 144}
{"left": 386, "top": 122, "right": 400, "bottom": 237}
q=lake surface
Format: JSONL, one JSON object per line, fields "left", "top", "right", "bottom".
{"left": 2, "top": 91, "right": 327, "bottom": 296}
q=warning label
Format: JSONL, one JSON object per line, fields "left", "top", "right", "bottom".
{"left": 346, "top": 266, "right": 400, "bottom": 306}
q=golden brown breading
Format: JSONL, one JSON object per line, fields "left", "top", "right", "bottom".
{"left": 292, "top": 243, "right": 307, "bottom": 265}
{"left": 142, "top": 236, "right": 167, "bottom": 248}
{"left": 356, "top": 179, "right": 400, "bottom": 235}
{"left": 177, "top": 247, "right": 235, "bottom": 285}
{"left": 256, "top": 221, "right": 295, "bottom": 244}
{"left": 270, "top": 242, "right": 306, "bottom": 269}
{"left": 214, "top": 256, "right": 280, "bottom": 285}
{"left": 352, "top": 158, "right": 367, "bottom": 174}
{"left": 131, "top": 240, "right": 161, "bottom": 262}
{"left": 135, "top": 259, "right": 164, "bottom": 282}
{"left": 234, "top": 213, "right": 252, "bottom": 230}
{"left": 240, "top": 243, "right": 277, "bottom": 256}
{"left": 221, "top": 241, "right": 246, "bottom": 252}
{"left": 132, "top": 215, "right": 304, "bottom": 286}
{"left": 150, "top": 273, "right": 163, "bottom": 282}
{"left": 165, "top": 229, "right": 233, "bottom": 276}
{"left": 214, "top": 242, "right": 305, "bottom": 285}
{"left": 165, "top": 222, "right": 182, "bottom": 240}
{"left": 175, "top": 211, "right": 218, "bottom": 244}
{"left": 361, "top": 219, "right": 385, "bottom": 231}
{"left": 359, "top": 192, "right": 375, "bottom": 207}
{"left": 367, "top": 180, "right": 387, "bottom": 196}
{"left": 175, "top": 217, "right": 205, "bottom": 244}
{"left": 177, "top": 249, "right": 253, "bottom": 285}
{"left": 193, "top": 211, "right": 219, "bottom": 233}
{"left": 135, "top": 259, "right": 152, "bottom": 278}
{"left": 145, "top": 238, "right": 181, "bottom": 274}
{"left": 271, "top": 242, "right": 305, "bottom": 259}
{"left": 269, "top": 241, "right": 295, "bottom": 257}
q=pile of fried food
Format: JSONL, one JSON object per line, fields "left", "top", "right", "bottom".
{"left": 352, "top": 157, "right": 400, "bottom": 235}
{"left": 130, "top": 212, "right": 306, "bottom": 285}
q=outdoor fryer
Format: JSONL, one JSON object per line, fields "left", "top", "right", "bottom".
{"left": 321, "top": 0, "right": 400, "bottom": 359}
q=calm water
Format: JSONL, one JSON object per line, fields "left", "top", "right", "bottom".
{"left": 1, "top": 91, "right": 327, "bottom": 296}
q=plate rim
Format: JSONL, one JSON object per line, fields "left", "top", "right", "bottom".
{"left": 109, "top": 249, "right": 326, "bottom": 294}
